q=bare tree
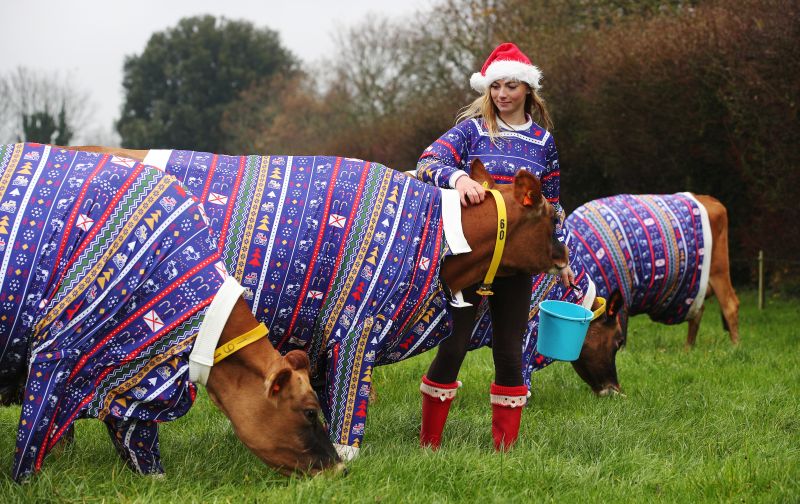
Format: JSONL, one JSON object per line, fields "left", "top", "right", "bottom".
{"left": 0, "top": 67, "right": 94, "bottom": 144}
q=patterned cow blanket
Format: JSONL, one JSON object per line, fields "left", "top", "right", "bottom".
{"left": 467, "top": 193, "right": 711, "bottom": 389}
{"left": 144, "top": 150, "right": 463, "bottom": 451}
{"left": 566, "top": 193, "right": 711, "bottom": 324}
{"left": 0, "top": 143, "right": 234, "bottom": 480}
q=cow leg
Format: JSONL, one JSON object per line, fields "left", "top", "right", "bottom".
{"left": 686, "top": 304, "right": 705, "bottom": 348}
{"left": 105, "top": 418, "right": 164, "bottom": 475}
{"left": 324, "top": 317, "right": 384, "bottom": 461}
{"left": 698, "top": 195, "right": 740, "bottom": 345}
{"left": 49, "top": 424, "right": 76, "bottom": 457}
{"left": 709, "top": 272, "right": 740, "bottom": 344}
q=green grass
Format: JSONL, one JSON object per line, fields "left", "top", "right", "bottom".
{"left": 1, "top": 291, "right": 798, "bottom": 503}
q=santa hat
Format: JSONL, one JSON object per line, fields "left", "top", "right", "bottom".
{"left": 470, "top": 42, "right": 542, "bottom": 93}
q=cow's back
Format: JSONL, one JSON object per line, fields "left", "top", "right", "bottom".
{"left": 565, "top": 193, "right": 712, "bottom": 324}
{"left": 161, "top": 152, "right": 451, "bottom": 367}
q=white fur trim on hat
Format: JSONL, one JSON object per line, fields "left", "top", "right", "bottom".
{"left": 470, "top": 60, "right": 542, "bottom": 93}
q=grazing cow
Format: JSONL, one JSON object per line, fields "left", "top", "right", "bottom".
{"left": 0, "top": 144, "right": 340, "bottom": 481}
{"left": 564, "top": 193, "right": 739, "bottom": 394}
{"left": 71, "top": 146, "right": 568, "bottom": 460}
{"left": 468, "top": 193, "right": 738, "bottom": 397}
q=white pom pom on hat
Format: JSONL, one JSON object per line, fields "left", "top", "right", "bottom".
{"left": 470, "top": 42, "right": 542, "bottom": 93}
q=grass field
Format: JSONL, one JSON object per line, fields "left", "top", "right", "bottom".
{"left": 1, "top": 291, "right": 798, "bottom": 503}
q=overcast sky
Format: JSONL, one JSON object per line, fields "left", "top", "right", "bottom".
{"left": 0, "top": 0, "right": 426, "bottom": 143}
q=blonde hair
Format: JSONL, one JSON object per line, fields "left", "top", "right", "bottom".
{"left": 455, "top": 83, "right": 554, "bottom": 141}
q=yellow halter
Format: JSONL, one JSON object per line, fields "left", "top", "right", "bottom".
{"left": 590, "top": 296, "right": 607, "bottom": 321}
{"left": 475, "top": 188, "right": 507, "bottom": 296}
{"left": 213, "top": 323, "right": 269, "bottom": 364}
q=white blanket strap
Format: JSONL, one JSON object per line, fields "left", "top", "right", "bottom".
{"left": 141, "top": 149, "right": 173, "bottom": 171}
{"left": 189, "top": 276, "right": 246, "bottom": 386}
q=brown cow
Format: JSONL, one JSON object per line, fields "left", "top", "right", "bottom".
{"left": 66, "top": 145, "right": 567, "bottom": 459}
{"left": 0, "top": 143, "right": 341, "bottom": 480}
{"left": 570, "top": 193, "right": 740, "bottom": 395}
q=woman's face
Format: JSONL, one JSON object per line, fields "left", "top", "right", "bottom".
{"left": 490, "top": 79, "right": 528, "bottom": 119}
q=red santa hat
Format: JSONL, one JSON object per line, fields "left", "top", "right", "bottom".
{"left": 470, "top": 42, "right": 542, "bottom": 93}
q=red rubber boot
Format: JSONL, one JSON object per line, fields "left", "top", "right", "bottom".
{"left": 490, "top": 383, "right": 528, "bottom": 451}
{"left": 420, "top": 375, "right": 461, "bottom": 449}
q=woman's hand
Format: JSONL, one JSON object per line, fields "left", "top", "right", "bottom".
{"left": 455, "top": 176, "right": 486, "bottom": 207}
{"left": 559, "top": 264, "right": 575, "bottom": 288}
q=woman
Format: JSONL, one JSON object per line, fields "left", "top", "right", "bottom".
{"left": 417, "top": 42, "right": 574, "bottom": 451}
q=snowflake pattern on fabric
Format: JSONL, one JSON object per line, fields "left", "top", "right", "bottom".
{"left": 565, "top": 193, "right": 710, "bottom": 324}
{"left": 158, "top": 151, "right": 453, "bottom": 449}
{"left": 416, "top": 117, "right": 566, "bottom": 242}
{"left": 0, "top": 144, "right": 228, "bottom": 480}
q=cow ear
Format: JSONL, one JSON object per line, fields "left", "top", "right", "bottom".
{"left": 469, "top": 158, "right": 494, "bottom": 189}
{"left": 606, "top": 290, "right": 625, "bottom": 319}
{"left": 265, "top": 366, "right": 293, "bottom": 398}
{"left": 513, "top": 170, "right": 543, "bottom": 208}
{"left": 284, "top": 350, "right": 310, "bottom": 371}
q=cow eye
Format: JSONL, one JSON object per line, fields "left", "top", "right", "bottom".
{"left": 304, "top": 409, "right": 318, "bottom": 423}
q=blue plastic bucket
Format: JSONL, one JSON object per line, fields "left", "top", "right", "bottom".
{"left": 537, "top": 300, "right": 592, "bottom": 361}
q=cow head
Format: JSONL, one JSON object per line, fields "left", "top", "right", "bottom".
{"left": 207, "top": 349, "right": 342, "bottom": 476}
{"left": 570, "top": 291, "right": 627, "bottom": 395}
{"left": 470, "top": 159, "right": 569, "bottom": 276}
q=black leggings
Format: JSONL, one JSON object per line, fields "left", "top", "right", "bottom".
{"left": 426, "top": 273, "right": 532, "bottom": 387}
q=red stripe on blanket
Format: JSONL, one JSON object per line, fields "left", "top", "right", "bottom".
{"left": 676, "top": 194, "right": 701, "bottom": 295}
{"left": 199, "top": 154, "right": 219, "bottom": 204}
{"left": 45, "top": 294, "right": 215, "bottom": 457}
{"left": 216, "top": 155, "right": 246, "bottom": 251}
{"left": 619, "top": 197, "right": 658, "bottom": 307}
{"left": 279, "top": 157, "right": 345, "bottom": 349}
{"left": 571, "top": 219, "right": 616, "bottom": 297}
{"left": 393, "top": 195, "right": 443, "bottom": 338}
{"left": 435, "top": 139, "right": 461, "bottom": 163}
{"left": 49, "top": 155, "right": 110, "bottom": 292}
{"left": 637, "top": 199, "right": 672, "bottom": 305}
{"left": 67, "top": 251, "right": 221, "bottom": 382}
{"left": 318, "top": 159, "right": 371, "bottom": 326}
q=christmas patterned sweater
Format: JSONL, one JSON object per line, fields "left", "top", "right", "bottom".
{"left": 565, "top": 193, "right": 712, "bottom": 324}
{"left": 416, "top": 117, "right": 566, "bottom": 242}
{"left": 0, "top": 144, "right": 236, "bottom": 480}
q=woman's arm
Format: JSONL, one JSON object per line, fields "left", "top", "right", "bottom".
{"left": 417, "top": 122, "right": 472, "bottom": 189}
{"left": 541, "top": 136, "right": 567, "bottom": 243}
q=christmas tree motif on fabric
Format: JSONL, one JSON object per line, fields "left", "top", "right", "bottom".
{"left": 565, "top": 193, "right": 710, "bottom": 324}
{"left": 0, "top": 143, "right": 228, "bottom": 480}
{"left": 158, "top": 151, "right": 453, "bottom": 449}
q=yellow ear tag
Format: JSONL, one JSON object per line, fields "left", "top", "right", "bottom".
{"left": 482, "top": 181, "right": 489, "bottom": 188}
